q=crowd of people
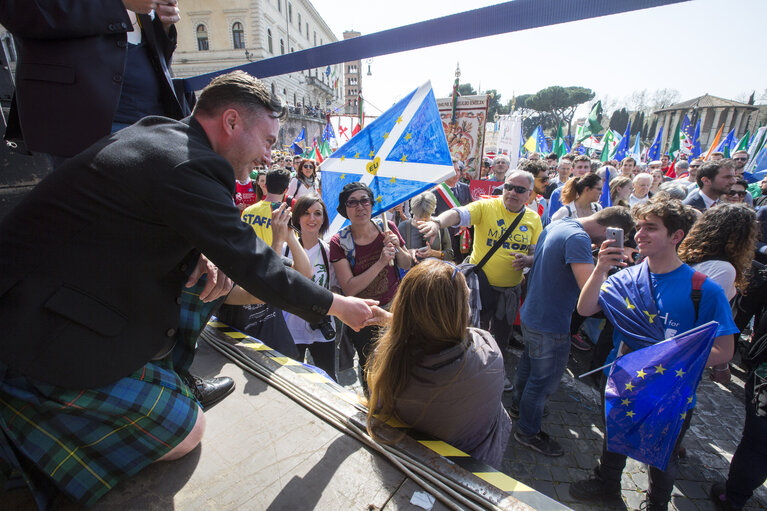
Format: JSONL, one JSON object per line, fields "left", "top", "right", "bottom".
{"left": 0, "top": 3, "right": 764, "bottom": 505}
{"left": 224, "top": 141, "right": 767, "bottom": 511}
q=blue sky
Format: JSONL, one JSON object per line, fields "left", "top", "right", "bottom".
{"left": 311, "top": 0, "right": 766, "bottom": 117}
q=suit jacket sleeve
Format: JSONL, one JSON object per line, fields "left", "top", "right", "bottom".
{"left": 153, "top": 156, "right": 334, "bottom": 323}
{"left": 0, "top": 0, "right": 130, "bottom": 39}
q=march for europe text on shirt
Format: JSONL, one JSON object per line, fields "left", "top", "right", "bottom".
{"left": 604, "top": 264, "right": 739, "bottom": 369}
{"left": 466, "top": 198, "right": 542, "bottom": 288}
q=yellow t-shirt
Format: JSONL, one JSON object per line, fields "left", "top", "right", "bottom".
{"left": 467, "top": 197, "right": 542, "bottom": 287}
{"left": 241, "top": 200, "right": 273, "bottom": 246}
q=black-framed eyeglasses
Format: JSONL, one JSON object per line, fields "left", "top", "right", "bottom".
{"left": 345, "top": 197, "right": 372, "bottom": 208}
{"left": 733, "top": 157, "right": 748, "bottom": 162}
{"left": 727, "top": 190, "right": 747, "bottom": 197}
{"left": 503, "top": 183, "right": 530, "bottom": 194}
{"left": 304, "top": 165, "right": 315, "bottom": 169}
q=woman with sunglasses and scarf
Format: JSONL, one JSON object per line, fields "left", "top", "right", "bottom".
{"left": 329, "top": 182, "right": 413, "bottom": 393}
{"left": 364, "top": 259, "right": 511, "bottom": 469}
{"left": 288, "top": 159, "right": 320, "bottom": 199}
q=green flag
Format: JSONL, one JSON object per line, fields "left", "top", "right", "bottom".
{"left": 552, "top": 122, "right": 567, "bottom": 157}
{"left": 733, "top": 130, "right": 751, "bottom": 153}
{"left": 600, "top": 130, "right": 614, "bottom": 163}
{"left": 667, "top": 119, "right": 681, "bottom": 158}
{"left": 578, "top": 100, "right": 603, "bottom": 142}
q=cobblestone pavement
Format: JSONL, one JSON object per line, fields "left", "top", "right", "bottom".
{"left": 494, "top": 332, "right": 767, "bottom": 511}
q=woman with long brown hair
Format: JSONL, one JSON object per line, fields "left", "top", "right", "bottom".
{"left": 679, "top": 203, "right": 758, "bottom": 383}
{"left": 365, "top": 259, "right": 511, "bottom": 469}
{"left": 288, "top": 158, "right": 320, "bottom": 198}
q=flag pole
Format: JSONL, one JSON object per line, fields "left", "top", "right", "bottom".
{"left": 380, "top": 212, "right": 394, "bottom": 267}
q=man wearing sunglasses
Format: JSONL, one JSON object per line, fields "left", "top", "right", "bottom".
{"left": 420, "top": 170, "right": 543, "bottom": 387}
{"left": 731, "top": 150, "right": 755, "bottom": 206}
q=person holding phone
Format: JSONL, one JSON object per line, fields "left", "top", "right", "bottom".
{"left": 241, "top": 168, "right": 292, "bottom": 247}
{"left": 509, "top": 207, "right": 635, "bottom": 457}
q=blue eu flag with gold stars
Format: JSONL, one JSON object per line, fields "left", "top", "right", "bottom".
{"left": 605, "top": 321, "right": 718, "bottom": 471}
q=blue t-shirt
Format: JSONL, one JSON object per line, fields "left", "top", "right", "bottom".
{"left": 521, "top": 218, "right": 594, "bottom": 333}
{"left": 605, "top": 263, "right": 739, "bottom": 371}
{"left": 548, "top": 186, "right": 563, "bottom": 221}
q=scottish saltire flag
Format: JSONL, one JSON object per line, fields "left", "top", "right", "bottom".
{"left": 611, "top": 122, "right": 631, "bottom": 161}
{"left": 600, "top": 168, "right": 612, "bottom": 207}
{"left": 605, "top": 321, "right": 719, "bottom": 470}
{"left": 291, "top": 127, "right": 305, "bottom": 155}
{"left": 689, "top": 120, "right": 702, "bottom": 160}
{"left": 320, "top": 82, "right": 454, "bottom": 236}
{"left": 647, "top": 126, "right": 663, "bottom": 161}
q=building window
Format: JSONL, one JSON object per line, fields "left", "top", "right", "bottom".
{"left": 291, "top": 47, "right": 294, "bottom": 53}
{"left": 306, "top": 23, "right": 309, "bottom": 39}
{"left": 271, "top": 83, "right": 276, "bottom": 95}
{"left": 232, "top": 22, "right": 245, "bottom": 49}
{"left": 267, "top": 28, "right": 273, "bottom": 53}
{"left": 313, "top": 31, "right": 317, "bottom": 46}
{"left": 196, "top": 24, "right": 209, "bottom": 51}
{"left": 288, "top": 3, "right": 292, "bottom": 23}
{"left": 298, "top": 14, "right": 302, "bottom": 33}
{"left": 320, "top": 38, "right": 323, "bottom": 46}
{"left": 280, "top": 38, "right": 285, "bottom": 55}
{"left": 293, "top": 93, "right": 296, "bottom": 105}
{"left": 277, "top": 0, "right": 281, "bottom": 12}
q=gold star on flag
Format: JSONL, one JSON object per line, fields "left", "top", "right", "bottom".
{"left": 687, "top": 396, "right": 693, "bottom": 404}
{"left": 624, "top": 297, "right": 635, "bottom": 310}
{"left": 625, "top": 381, "right": 635, "bottom": 392}
{"left": 369, "top": 150, "right": 375, "bottom": 158}
{"left": 404, "top": 132, "right": 412, "bottom": 141}
{"left": 626, "top": 410, "right": 636, "bottom": 419}
{"left": 354, "top": 152, "right": 360, "bottom": 159}
{"left": 396, "top": 116, "right": 403, "bottom": 124}
{"left": 643, "top": 311, "right": 657, "bottom": 323}
{"left": 621, "top": 398, "right": 631, "bottom": 406}
{"left": 636, "top": 369, "right": 647, "bottom": 379}
{"left": 680, "top": 412, "right": 686, "bottom": 419}
{"left": 340, "top": 155, "right": 346, "bottom": 161}
{"left": 389, "top": 176, "right": 396, "bottom": 184}
{"left": 400, "top": 155, "right": 408, "bottom": 163}
{"left": 654, "top": 364, "right": 666, "bottom": 375}
{"left": 676, "top": 369, "right": 686, "bottom": 378}
{"left": 340, "top": 174, "right": 346, "bottom": 180}
{"left": 375, "top": 195, "right": 383, "bottom": 203}
{"left": 383, "top": 132, "right": 389, "bottom": 140}
{"left": 600, "top": 283, "right": 610, "bottom": 292}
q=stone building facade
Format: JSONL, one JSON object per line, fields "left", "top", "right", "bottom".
{"left": 653, "top": 94, "right": 760, "bottom": 152}
{"left": 171, "top": 0, "right": 343, "bottom": 149}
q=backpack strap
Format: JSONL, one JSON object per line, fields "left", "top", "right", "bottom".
{"left": 691, "top": 271, "right": 706, "bottom": 323}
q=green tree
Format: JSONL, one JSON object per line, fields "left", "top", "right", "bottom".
{"left": 456, "top": 83, "right": 476, "bottom": 96}
{"left": 609, "top": 108, "right": 629, "bottom": 133}
{"left": 485, "top": 89, "right": 510, "bottom": 122}
{"left": 525, "top": 86, "right": 595, "bottom": 139}
{"left": 631, "top": 111, "right": 644, "bottom": 137}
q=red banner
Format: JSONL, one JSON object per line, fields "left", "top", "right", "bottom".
{"left": 468, "top": 179, "right": 502, "bottom": 201}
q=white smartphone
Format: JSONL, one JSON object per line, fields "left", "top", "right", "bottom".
{"left": 605, "top": 227, "right": 624, "bottom": 251}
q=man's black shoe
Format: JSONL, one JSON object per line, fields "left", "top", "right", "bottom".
{"left": 513, "top": 430, "right": 563, "bottom": 457}
{"left": 507, "top": 403, "right": 549, "bottom": 419}
{"left": 181, "top": 372, "right": 235, "bottom": 410}
{"left": 569, "top": 472, "right": 621, "bottom": 502}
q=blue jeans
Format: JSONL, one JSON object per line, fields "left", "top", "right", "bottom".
{"left": 511, "top": 324, "right": 571, "bottom": 436}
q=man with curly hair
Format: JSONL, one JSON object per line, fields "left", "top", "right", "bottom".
{"left": 570, "top": 197, "right": 738, "bottom": 511}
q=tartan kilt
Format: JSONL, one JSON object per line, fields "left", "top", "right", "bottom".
{"left": 0, "top": 359, "right": 199, "bottom": 507}
{"left": 0, "top": 276, "right": 224, "bottom": 508}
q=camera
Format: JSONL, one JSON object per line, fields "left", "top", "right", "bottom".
{"left": 310, "top": 316, "right": 336, "bottom": 340}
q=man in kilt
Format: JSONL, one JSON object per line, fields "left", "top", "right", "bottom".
{"left": 0, "top": 71, "right": 377, "bottom": 508}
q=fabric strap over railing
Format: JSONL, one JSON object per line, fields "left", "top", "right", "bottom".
{"left": 182, "top": 0, "right": 689, "bottom": 92}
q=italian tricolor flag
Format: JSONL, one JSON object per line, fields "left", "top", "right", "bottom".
{"left": 435, "top": 182, "right": 460, "bottom": 209}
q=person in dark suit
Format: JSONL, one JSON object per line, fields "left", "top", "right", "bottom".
{"left": 434, "top": 158, "right": 473, "bottom": 262}
{"left": 683, "top": 159, "right": 736, "bottom": 212}
{"left": 0, "top": 0, "right": 191, "bottom": 160}
{"left": 0, "top": 71, "right": 377, "bottom": 507}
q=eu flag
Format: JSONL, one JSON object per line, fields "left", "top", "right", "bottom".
{"left": 689, "top": 120, "right": 702, "bottom": 160}
{"left": 291, "top": 127, "right": 305, "bottom": 155}
{"left": 605, "top": 321, "right": 718, "bottom": 471}
{"left": 647, "top": 126, "right": 663, "bottom": 161}
{"left": 611, "top": 121, "right": 632, "bottom": 162}
{"left": 599, "top": 168, "right": 612, "bottom": 208}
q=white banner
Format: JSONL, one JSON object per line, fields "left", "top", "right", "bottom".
{"left": 497, "top": 114, "right": 521, "bottom": 170}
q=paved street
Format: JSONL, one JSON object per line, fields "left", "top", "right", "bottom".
{"left": 494, "top": 332, "right": 767, "bottom": 511}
